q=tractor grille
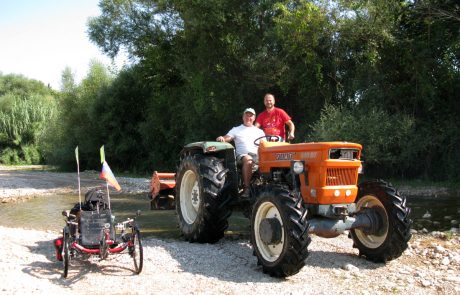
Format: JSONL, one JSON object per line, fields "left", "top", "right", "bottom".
{"left": 326, "top": 168, "right": 357, "bottom": 186}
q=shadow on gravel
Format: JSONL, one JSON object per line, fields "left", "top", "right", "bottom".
{"left": 22, "top": 238, "right": 139, "bottom": 286}
{"left": 155, "top": 237, "right": 285, "bottom": 283}
{"left": 305, "top": 250, "right": 384, "bottom": 270}
{"left": 20, "top": 236, "right": 383, "bottom": 286}
{"left": 158, "top": 237, "right": 383, "bottom": 282}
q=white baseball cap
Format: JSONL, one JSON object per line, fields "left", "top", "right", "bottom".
{"left": 243, "top": 108, "right": 256, "bottom": 115}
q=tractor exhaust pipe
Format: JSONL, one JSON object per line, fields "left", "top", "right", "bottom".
{"left": 308, "top": 211, "right": 375, "bottom": 238}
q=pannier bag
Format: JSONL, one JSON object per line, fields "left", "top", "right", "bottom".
{"left": 80, "top": 210, "right": 115, "bottom": 247}
{"left": 54, "top": 237, "right": 63, "bottom": 261}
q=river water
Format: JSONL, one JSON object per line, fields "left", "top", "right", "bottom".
{"left": 0, "top": 194, "right": 249, "bottom": 239}
{"left": 0, "top": 193, "right": 458, "bottom": 237}
{"left": 407, "top": 194, "right": 460, "bottom": 232}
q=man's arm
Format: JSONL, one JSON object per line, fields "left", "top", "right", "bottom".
{"left": 254, "top": 122, "right": 261, "bottom": 128}
{"left": 286, "top": 120, "right": 295, "bottom": 141}
{"left": 216, "top": 135, "right": 232, "bottom": 142}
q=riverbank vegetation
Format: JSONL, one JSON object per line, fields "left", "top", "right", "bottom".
{"left": 0, "top": 75, "right": 57, "bottom": 164}
{"left": 1, "top": 0, "right": 459, "bottom": 182}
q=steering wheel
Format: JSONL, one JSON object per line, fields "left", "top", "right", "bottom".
{"left": 253, "top": 135, "right": 282, "bottom": 146}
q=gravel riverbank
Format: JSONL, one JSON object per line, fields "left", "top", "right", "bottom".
{"left": 0, "top": 166, "right": 459, "bottom": 294}
{"left": 1, "top": 226, "right": 459, "bottom": 295}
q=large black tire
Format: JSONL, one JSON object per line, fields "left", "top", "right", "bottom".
{"left": 251, "top": 186, "right": 311, "bottom": 277}
{"left": 62, "top": 228, "right": 70, "bottom": 278}
{"left": 350, "top": 180, "right": 412, "bottom": 262}
{"left": 130, "top": 227, "right": 143, "bottom": 274}
{"left": 176, "top": 154, "right": 231, "bottom": 243}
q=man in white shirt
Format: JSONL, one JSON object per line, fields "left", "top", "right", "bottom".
{"left": 216, "top": 108, "right": 265, "bottom": 197}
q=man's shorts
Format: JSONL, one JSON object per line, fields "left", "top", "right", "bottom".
{"left": 236, "top": 152, "right": 258, "bottom": 164}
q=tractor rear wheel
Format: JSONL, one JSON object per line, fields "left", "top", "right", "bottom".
{"left": 251, "top": 186, "right": 310, "bottom": 277}
{"left": 176, "top": 154, "right": 231, "bottom": 243}
{"left": 350, "top": 180, "right": 412, "bottom": 262}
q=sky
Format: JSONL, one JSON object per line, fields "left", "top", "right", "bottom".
{"left": 0, "top": 0, "right": 127, "bottom": 90}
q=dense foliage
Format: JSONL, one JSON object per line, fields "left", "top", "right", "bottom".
{"left": 0, "top": 74, "right": 56, "bottom": 164}
{"left": 84, "top": 0, "right": 459, "bottom": 180}
{"left": 41, "top": 61, "right": 115, "bottom": 170}
{"left": 3, "top": 0, "right": 459, "bottom": 182}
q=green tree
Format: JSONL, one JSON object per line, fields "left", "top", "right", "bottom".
{"left": 43, "top": 60, "right": 114, "bottom": 170}
{"left": 309, "top": 104, "right": 416, "bottom": 178}
{"left": 0, "top": 74, "right": 56, "bottom": 164}
{"left": 308, "top": 0, "right": 460, "bottom": 180}
{"left": 74, "top": 0, "right": 460, "bottom": 181}
{"left": 87, "top": 0, "right": 293, "bottom": 172}
{"left": 92, "top": 66, "right": 152, "bottom": 172}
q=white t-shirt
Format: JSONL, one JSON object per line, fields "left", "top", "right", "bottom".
{"left": 227, "top": 124, "right": 265, "bottom": 156}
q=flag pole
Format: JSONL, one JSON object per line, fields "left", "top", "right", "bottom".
{"left": 75, "top": 146, "right": 81, "bottom": 210}
{"left": 106, "top": 181, "right": 111, "bottom": 210}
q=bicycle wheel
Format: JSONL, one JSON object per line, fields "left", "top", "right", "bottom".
{"left": 62, "top": 228, "right": 70, "bottom": 278}
{"left": 99, "top": 230, "right": 109, "bottom": 260}
{"left": 129, "top": 227, "right": 143, "bottom": 274}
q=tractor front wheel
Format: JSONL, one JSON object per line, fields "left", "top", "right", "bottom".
{"left": 350, "top": 180, "right": 412, "bottom": 262}
{"left": 251, "top": 186, "right": 310, "bottom": 277}
{"left": 176, "top": 154, "right": 231, "bottom": 243}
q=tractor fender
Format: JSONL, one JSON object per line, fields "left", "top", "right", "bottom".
{"left": 180, "top": 141, "right": 235, "bottom": 156}
{"left": 179, "top": 141, "right": 239, "bottom": 199}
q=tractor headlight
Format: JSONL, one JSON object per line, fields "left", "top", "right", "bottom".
{"left": 292, "top": 161, "right": 304, "bottom": 174}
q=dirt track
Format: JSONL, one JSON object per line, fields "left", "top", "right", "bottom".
{"left": 0, "top": 166, "right": 459, "bottom": 294}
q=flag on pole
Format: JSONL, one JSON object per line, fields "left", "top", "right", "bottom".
{"left": 75, "top": 146, "right": 79, "bottom": 166}
{"left": 100, "top": 161, "right": 121, "bottom": 191}
{"left": 100, "top": 145, "right": 105, "bottom": 164}
{"left": 75, "top": 146, "right": 82, "bottom": 209}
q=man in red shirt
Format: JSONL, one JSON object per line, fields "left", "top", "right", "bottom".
{"left": 255, "top": 93, "right": 295, "bottom": 141}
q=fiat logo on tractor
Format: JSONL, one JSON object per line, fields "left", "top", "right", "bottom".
{"left": 275, "top": 153, "right": 294, "bottom": 160}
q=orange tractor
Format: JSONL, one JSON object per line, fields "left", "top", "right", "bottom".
{"left": 150, "top": 137, "right": 412, "bottom": 277}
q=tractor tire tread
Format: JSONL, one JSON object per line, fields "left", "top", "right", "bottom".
{"left": 351, "top": 179, "right": 412, "bottom": 262}
{"left": 176, "top": 154, "right": 232, "bottom": 244}
{"left": 251, "top": 185, "right": 311, "bottom": 277}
